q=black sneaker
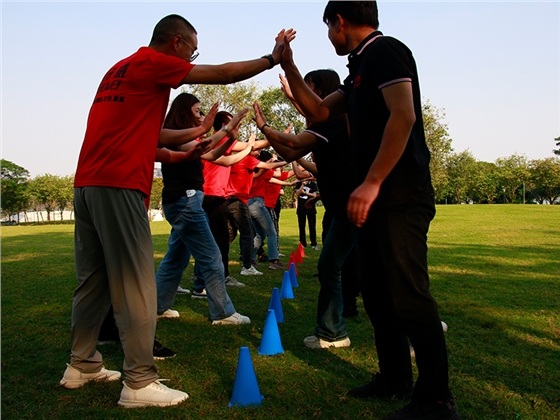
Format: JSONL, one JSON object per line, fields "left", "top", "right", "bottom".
{"left": 383, "top": 399, "right": 461, "bottom": 420}
{"left": 153, "top": 340, "right": 176, "bottom": 360}
{"left": 349, "top": 373, "right": 413, "bottom": 400}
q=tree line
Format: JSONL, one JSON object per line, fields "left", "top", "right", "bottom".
{"left": 2, "top": 84, "right": 559, "bottom": 223}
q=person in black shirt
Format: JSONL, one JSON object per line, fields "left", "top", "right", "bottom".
{"left": 294, "top": 179, "right": 319, "bottom": 249}
{"left": 278, "top": 2, "right": 460, "bottom": 420}
{"left": 253, "top": 68, "right": 357, "bottom": 350}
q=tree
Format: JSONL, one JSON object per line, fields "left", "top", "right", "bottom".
{"left": 471, "top": 161, "right": 501, "bottom": 204}
{"left": 495, "top": 154, "right": 530, "bottom": 203}
{"left": 529, "top": 157, "right": 560, "bottom": 204}
{"left": 150, "top": 178, "right": 164, "bottom": 211}
{"left": 1, "top": 159, "right": 30, "bottom": 222}
{"left": 28, "top": 174, "right": 62, "bottom": 221}
{"left": 258, "top": 86, "right": 305, "bottom": 134}
{"left": 182, "top": 82, "right": 261, "bottom": 140}
{"left": 553, "top": 136, "right": 560, "bottom": 156}
{"left": 422, "top": 100, "right": 453, "bottom": 203}
{"left": 54, "top": 175, "right": 74, "bottom": 220}
{"left": 446, "top": 150, "right": 477, "bottom": 203}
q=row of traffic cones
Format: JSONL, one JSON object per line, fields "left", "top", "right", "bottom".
{"left": 228, "top": 244, "right": 306, "bottom": 408}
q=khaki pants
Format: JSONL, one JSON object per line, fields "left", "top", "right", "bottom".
{"left": 70, "top": 187, "right": 158, "bottom": 389}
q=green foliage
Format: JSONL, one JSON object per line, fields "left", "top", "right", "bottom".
{"left": 28, "top": 174, "right": 74, "bottom": 221}
{"left": 553, "top": 136, "right": 560, "bottom": 156}
{"left": 423, "top": 101, "right": 453, "bottom": 202}
{"left": 445, "top": 150, "right": 477, "bottom": 203}
{"left": 2, "top": 206, "right": 559, "bottom": 419}
{"left": 470, "top": 161, "right": 501, "bottom": 204}
{"left": 258, "top": 86, "right": 305, "bottom": 134}
{"left": 528, "top": 157, "right": 560, "bottom": 204}
{"left": 496, "top": 154, "right": 530, "bottom": 203}
{"left": 1, "top": 159, "right": 30, "bottom": 220}
{"left": 149, "top": 177, "right": 164, "bottom": 211}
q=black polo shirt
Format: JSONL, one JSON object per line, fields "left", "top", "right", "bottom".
{"left": 341, "top": 31, "right": 433, "bottom": 208}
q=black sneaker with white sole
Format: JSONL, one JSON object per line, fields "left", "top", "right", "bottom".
{"left": 153, "top": 340, "right": 176, "bottom": 360}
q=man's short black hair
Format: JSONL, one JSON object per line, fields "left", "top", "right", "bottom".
{"left": 150, "top": 14, "right": 197, "bottom": 46}
{"left": 258, "top": 150, "right": 273, "bottom": 162}
{"left": 323, "top": 1, "right": 379, "bottom": 29}
{"left": 213, "top": 111, "right": 233, "bottom": 131}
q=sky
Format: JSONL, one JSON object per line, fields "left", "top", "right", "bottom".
{"left": 2, "top": 1, "right": 559, "bottom": 178}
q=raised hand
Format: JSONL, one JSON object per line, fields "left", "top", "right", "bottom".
{"left": 271, "top": 28, "right": 296, "bottom": 66}
{"left": 279, "top": 74, "right": 295, "bottom": 101}
{"left": 283, "top": 122, "right": 294, "bottom": 134}
{"left": 252, "top": 102, "right": 267, "bottom": 130}
{"left": 200, "top": 102, "right": 219, "bottom": 133}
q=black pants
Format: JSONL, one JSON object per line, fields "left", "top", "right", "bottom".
{"left": 356, "top": 193, "right": 449, "bottom": 402}
{"left": 227, "top": 197, "right": 254, "bottom": 269}
{"left": 202, "top": 195, "right": 232, "bottom": 277}
{"left": 297, "top": 212, "right": 317, "bottom": 247}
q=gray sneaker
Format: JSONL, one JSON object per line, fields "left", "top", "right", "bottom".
{"left": 225, "top": 276, "right": 246, "bottom": 287}
{"left": 176, "top": 286, "right": 190, "bottom": 294}
{"left": 268, "top": 260, "right": 284, "bottom": 270}
{"left": 212, "top": 312, "right": 251, "bottom": 325}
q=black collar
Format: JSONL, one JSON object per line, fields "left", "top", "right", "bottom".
{"left": 348, "top": 30, "right": 383, "bottom": 61}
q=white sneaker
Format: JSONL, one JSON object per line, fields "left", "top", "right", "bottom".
{"left": 158, "top": 309, "right": 179, "bottom": 319}
{"left": 240, "top": 266, "right": 263, "bottom": 276}
{"left": 118, "top": 380, "right": 189, "bottom": 408}
{"left": 212, "top": 312, "right": 251, "bottom": 325}
{"left": 191, "top": 289, "right": 208, "bottom": 299}
{"left": 60, "top": 363, "right": 121, "bottom": 389}
{"left": 303, "top": 335, "right": 351, "bottom": 349}
{"left": 176, "top": 286, "right": 191, "bottom": 294}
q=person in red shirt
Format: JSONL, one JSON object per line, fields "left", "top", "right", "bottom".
{"left": 226, "top": 151, "right": 285, "bottom": 275}
{"left": 62, "top": 13, "right": 295, "bottom": 408}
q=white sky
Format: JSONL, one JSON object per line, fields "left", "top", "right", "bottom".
{"left": 2, "top": 1, "right": 559, "bottom": 178}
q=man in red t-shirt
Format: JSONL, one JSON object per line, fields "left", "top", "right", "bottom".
{"left": 62, "top": 13, "right": 295, "bottom": 408}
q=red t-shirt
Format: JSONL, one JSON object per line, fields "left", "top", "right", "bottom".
{"left": 225, "top": 155, "right": 260, "bottom": 204}
{"left": 74, "top": 47, "right": 194, "bottom": 197}
{"left": 265, "top": 171, "right": 290, "bottom": 208}
{"left": 202, "top": 137, "right": 237, "bottom": 197}
{"left": 249, "top": 169, "right": 273, "bottom": 200}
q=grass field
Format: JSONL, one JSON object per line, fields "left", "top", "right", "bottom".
{"left": 2, "top": 205, "right": 559, "bottom": 419}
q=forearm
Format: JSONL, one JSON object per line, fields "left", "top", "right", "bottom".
{"left": 182, "top": 59, "right": 273, "bottom": 85}
{"left": 296, "top": 158, "right": 317, "bottom": 177}
{"left": 212, "top": 144, "right": 253, "bottom": 167}
{"left": 282, "top": 62, "right": 329, "bottom": 123}
{"left": 159, "top": 126, "right": 208, "bottom": 147}
{"left": 202, "top": 136, "right": 235, "bottom": 161}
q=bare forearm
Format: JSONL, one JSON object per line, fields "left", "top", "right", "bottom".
{"left": 159, "top": 126, "right": 208, "bottom": 147}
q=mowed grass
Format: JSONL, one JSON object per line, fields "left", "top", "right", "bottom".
{"left": 1, "top": 205, "right": 559, "bottom": 420}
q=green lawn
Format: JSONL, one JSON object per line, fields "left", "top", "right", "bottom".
{"left": 2, "top": 205, "right": 559, "bottom": 419}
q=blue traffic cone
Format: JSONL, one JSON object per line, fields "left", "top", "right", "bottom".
{"left": 228, "top": 346, "right": 264, "bottom": 407}
{"left": 280, "top": 271, "right": 294, "bottom": 299}
{"left": 258, "top": 309, "right": 284, "bottom": 356}
{"left": 268, "top": 287, "right": 284, "bottom": 323}
{"left": 289, "top": 262, "right": 299, "bottom": 288}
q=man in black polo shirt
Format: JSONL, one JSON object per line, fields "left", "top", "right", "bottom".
{"left": 279, "top": 2, "right": 460, "bottom": 420}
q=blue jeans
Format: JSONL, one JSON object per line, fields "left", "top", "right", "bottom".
{"left": 248, "top": 197, "right": 279, "bottom": 261}
{"left": 315, "top": 216, "right": 355, "bottom": 341}
{"left": 156, "top": 191, "right": 235, "bottom": 321}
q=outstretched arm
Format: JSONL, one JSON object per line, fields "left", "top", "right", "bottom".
{"left": 211, "top": 134, "right": 256, "bottom": 167}
{"left": 155, "top": 139, "right": 212, "bottom": 163}
{"left": 181, "top": 29, "right": 296, "bottom": 85}
{"left": 280, "top": 36, "right": 345, "bottom": 123}
{"left": 158, "top": 103, "right": 219, "bottom": 147}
